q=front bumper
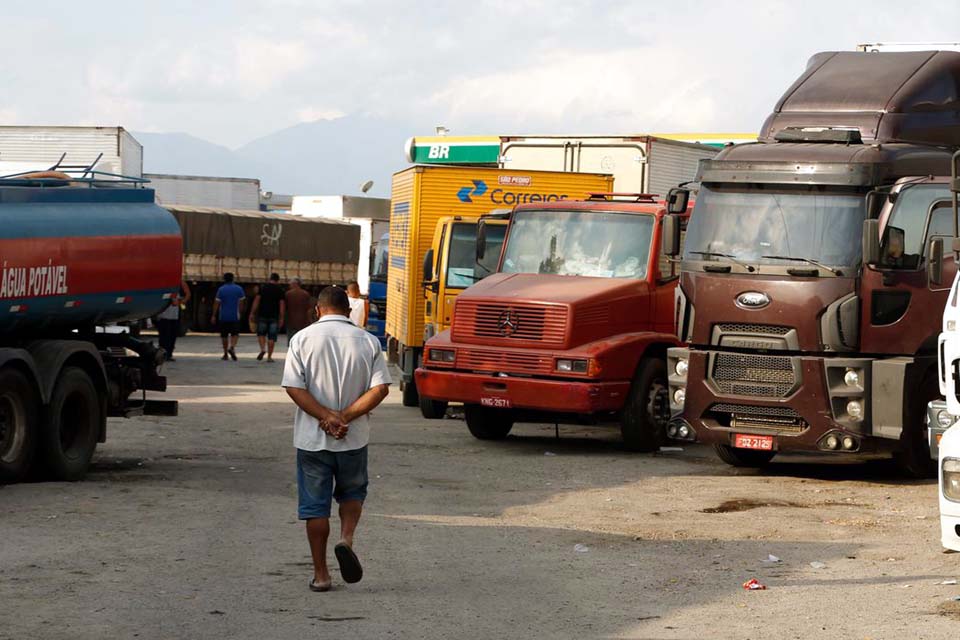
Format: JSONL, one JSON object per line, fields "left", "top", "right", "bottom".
{"left": 415, "top": 367, "right": 630, "bottom": 414}
{"left": 668, "top": 347, "right": 900, "bottom": 454}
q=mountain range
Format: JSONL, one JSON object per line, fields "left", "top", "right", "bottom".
{"left": 136, "top": 114, "right": 424, "bottom": 199}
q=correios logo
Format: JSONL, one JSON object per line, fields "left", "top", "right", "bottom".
{"left": 456, "top": 177, "right": 568, "bottom": 205}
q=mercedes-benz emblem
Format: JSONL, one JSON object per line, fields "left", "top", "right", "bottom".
{"left": 498, "top": 309, "right": 520, "bottom": 336}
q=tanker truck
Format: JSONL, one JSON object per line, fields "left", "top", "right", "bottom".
{"left": 0, "top": 170, "right": 181, "bottom": 483}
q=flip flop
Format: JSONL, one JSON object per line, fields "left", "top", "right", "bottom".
{"left": 228, "top": 348, "right": 238, "bottom": 361}
{"left": 257, "top": 351, "right": 265, "bottom": 361}
{"left": 309, "top": 578, "right": 332, "bottom": 592}
{"left": 334, "top": 542, "right": 363, "bottom": 584}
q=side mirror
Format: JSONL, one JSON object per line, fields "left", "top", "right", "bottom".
{"left": 422, "top": 248, "right": 434, "bottom": 283}
{"left": 666, "top": 188, "right": 690, "bottom": 214}
{"left": 662, "top": 214, "right": 682, "bottom": 257}
{"left": 862, "top": 219, "right": 880, "bottom": 266}
{"left": 476, "top": 220, "right": 487, "bottom": 261}
{"left": 929, "top": 237, "right": 945, "bottom": 285}
{"left": 880, "top": 225, "right": 906, "bottom": 267}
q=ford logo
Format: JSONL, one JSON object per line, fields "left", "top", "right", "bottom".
{"left": 736, "top": 291, "right": 770, "bottom": 309}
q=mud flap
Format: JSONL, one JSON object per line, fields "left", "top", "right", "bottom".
{"left": 871, "top": 356, "right": 915, "bottom": 440}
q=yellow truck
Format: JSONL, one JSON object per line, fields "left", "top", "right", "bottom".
{"left": 387, "top": 165, "right": 614, "bottom": 408}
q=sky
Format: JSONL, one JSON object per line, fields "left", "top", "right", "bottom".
{"left": 2, "top": 1, "right": 960, "bottom": 149}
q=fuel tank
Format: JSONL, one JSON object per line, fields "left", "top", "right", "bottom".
{"left": 0, "top": 183, "right": 182, "bottom": 334}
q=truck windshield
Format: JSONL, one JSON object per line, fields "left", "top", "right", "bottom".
{"left": 446, "top": 223, "right": 507, "bottom": 288}
{"left": 371, "top": 233, "right": 389, "bottom": 282}
{"left": 683, "top": 186, "right": 866, "bottom": 268}
{"left": 500, "top": 209, "right": 654, "bottom": 279}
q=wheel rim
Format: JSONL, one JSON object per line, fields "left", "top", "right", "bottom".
{"left": 0, "top": 394, "right": 24, "bottom": 464}
{"left": 645, "top": 381, "right": 670, "bottom": 429}
{"left": 60, "top": 391, "right": 92, "bottom": 460}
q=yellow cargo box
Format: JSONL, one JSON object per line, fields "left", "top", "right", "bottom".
{"left": 387, "top": 165, "right": 613, "bottom": 403}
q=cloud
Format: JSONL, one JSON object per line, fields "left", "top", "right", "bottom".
{"left": 426, "top": 46, "right": 723, "bottom": 134}
{"left": 296, "top": 107, "right": 346, "bottom": 123}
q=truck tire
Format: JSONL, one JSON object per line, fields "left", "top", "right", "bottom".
{"left": 401, "top": 381, "right": 419, "bottom": 408}
{"left": 39, "top": 367, "right": 102, "bottom": 481}
{"left": 620, "top": 358, "right": 669, "bottom": 452}
{"left": 419, "top": 396, "right": 448, "bottom": 420}
{"left": 0, "top": 368, "right": 39, "bottom": 483}
{"left": 714, "top": 443, "right": 776, "bottom": 468}
{"left": 894, "top": 371, "right": 938, "bottom": 478}
{"left": 464, "top": 404, "right": 514, "bottom": 440}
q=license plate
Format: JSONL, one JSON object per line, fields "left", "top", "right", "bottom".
{"left": 480, "top": 397, "right": 511, "bottom": 409}
{"left": 733, "top": 434, "right": 774, "bottom": 451}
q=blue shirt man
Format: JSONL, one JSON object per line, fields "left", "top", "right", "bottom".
{"left": 212, "top": 272, "right": 246, "bottom": 361}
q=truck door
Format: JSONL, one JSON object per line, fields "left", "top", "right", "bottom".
{"left": 862, "top": 182, "right": 954, "bottom": 354}
{"left": 424, "top": 221, "right": 446, "bottom": 341}
{"left": 438, "top": 222, "right": 480, "bottom": 333}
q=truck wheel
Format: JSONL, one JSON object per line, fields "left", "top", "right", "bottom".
{"left": 0, "top": 368, "right": 39, "bottom": 483}
{"left": 620, "top": 358, "right": 669, "bottom": 452}
{"left": 894, "top": 371, "right": 938, "bottom": 478}
{"left": 419, "top": 396, "right": 448, "bottom": 420}
{"left": 401, "top": 381, "right": 419, "bottom": 408}
{"left": 464, "top": 404, "right": 514, "bottom": 440}
{"left": 39, "top": 367, "right": 102, "bottom": 482}
{"left": 714, "top": 444, "right": 776, "bottom": 468}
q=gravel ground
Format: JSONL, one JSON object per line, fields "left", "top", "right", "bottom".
{"left": 1, "top": 334, "right": 958, "bottom": 639}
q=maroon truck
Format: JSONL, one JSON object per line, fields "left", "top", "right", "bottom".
{"left": 665, "top": 50, "right": 960, "bottom": 475}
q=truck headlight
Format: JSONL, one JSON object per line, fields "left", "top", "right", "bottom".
{"left": 427, "top": 349, "right": 455, "bottom": 363}
{"left": 843, "top": 368, "right": 861, "bottom": 388}
{"left": 944, "top": 458, "right": 960, "bottom": 502}
{"left": 675, "top": 358, "right": 689, "bottom": 378}
{"left": 556, "top": 358, "right": 589, "bottom": 373}
{"left": 846, "top": 399, "right": 863, "bottom": 421}
{"left": 939, "top": 410, "right": 956, "bottom": 428}
{"left": 673, "top": 387, "right": 686, "bottom": 405}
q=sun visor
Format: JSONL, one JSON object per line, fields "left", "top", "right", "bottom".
{"left": 760, "top": 51, "right": 960, "bottom": 146}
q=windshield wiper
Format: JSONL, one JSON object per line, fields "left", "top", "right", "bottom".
{"left": 761, "top": 255, "right": 841, "bottom": 276}
{"left": 687, "top": 251, "right": 756, "bottom": 273}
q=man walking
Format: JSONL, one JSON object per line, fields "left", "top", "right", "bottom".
{"left": 156, "top": 279, "right": 191, "bottom": 362}
{"left": 282, "top": 286, "right": 391, "bottom": 592}
{"left": 250, "top": 273, "right": 285, "bottom": 362}
{"left": 285, "top": 277, "right": 313, "bottom": 341}
{"left": 346, "top": 281, "right": 368, "bottom": 329}
{"left": 211, "top": 272, "right": 245, "bottom": 361}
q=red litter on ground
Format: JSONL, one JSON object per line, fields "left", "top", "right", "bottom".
{"left": 742, "top": 579, "right": 766, "bottom": 591}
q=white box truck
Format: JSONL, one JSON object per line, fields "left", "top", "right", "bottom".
{"left": 0, "top": 125, "right": 142, "bottom": 177}
{"left": 146, "top": 173, "right": 261, "bottom": 210}
{"left": 497, "top": 135, "right": 724, "bottom": 195}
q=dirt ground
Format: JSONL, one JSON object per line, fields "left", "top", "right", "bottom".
{"left": 2, "top": 334, "right": 959, "bottom": 639}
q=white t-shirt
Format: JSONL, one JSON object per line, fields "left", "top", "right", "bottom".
{"left": 348, "top": 296, "right": 365, "bottom": 327}
{"left": 281, "top": 314, "right": 391, "bottom": 452}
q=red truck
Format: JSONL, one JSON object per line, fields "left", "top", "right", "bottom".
{"left": 415, "top": 193, "right": 691, "bottom": 450}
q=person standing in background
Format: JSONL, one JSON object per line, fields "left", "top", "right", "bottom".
{"left": 285, "top": 277, "right": 314, "bottom": 342}
{"left": 346, "top": 281, "right": 368, "bottom": 329}
{"left": 157, "top": 279, "right": 191, "bottom": 362}
{"left": 250, "top": 273, "right": 286, "bottom": 363}
{"left": 211, "top": 272, "right": 245, "bottom": 361}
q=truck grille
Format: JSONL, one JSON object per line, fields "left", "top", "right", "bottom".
{"left": 715, "top": 323, "right": 790, "bottom": 336}
{"left": 711, "top": 353, "right": 797, "bottom": 398}
{"left": 453, "top": 301, "right": 568, "bottom": 347}
{"left": 456, "top": 349, "right": 554, "bottom": 375}
{"left": 708, "top": 403, "right": 807, "bottom": 433}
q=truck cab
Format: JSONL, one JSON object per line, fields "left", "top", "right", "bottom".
{"left": 415, "top": 193, "right": 691, "bottom": 450}
{"left": 423, "top": 215, "right": 508, "bottom": 340}
{"left": 665, "top": 50, "right": 960, "bottom": 475}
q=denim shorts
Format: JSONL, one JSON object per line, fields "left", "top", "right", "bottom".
{"left": 296, "top": 447, "right": 368, "bottom": 519}
{"left": 256, "top": 318, "right": 279, "bottom": 341}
